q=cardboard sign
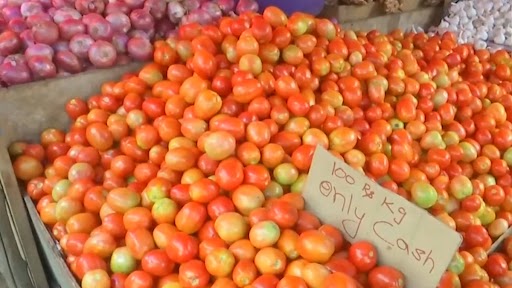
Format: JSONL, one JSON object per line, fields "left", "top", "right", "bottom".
{"left": 303, "top": 146, "right": 463, "bottom": 288}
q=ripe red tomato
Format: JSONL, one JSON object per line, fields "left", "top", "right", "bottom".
{"left": 141, "top": 249, "right": 175, "bottom": 277}
{"left": 165, "top": 232, "right": 199, "bottom": 264}
{"left": 189, "top": 178, "right": 221, "bottom": 203}
{"left": 175, "top": 202, "right": 208, "bottom": 234}
{"left": 368, "top": 266, "right": 405, "bottom": 288}
{"left": 179, "top": 259, "right": 210, "bottom": 288}
{"left": 73, "top": 253, "right": 107, "bottom": 280}
{"left": 125, "top": 228, "right": 156, "bottom": 260}
{"left": 125, "top": 270, "right": 154, "bottom": 288}
{"left": 251, "top": 274, "right": 280, "bottom": 288}
{"left": 207, "top": 196, "right": 236, "bottom": 220}
{"left": 484, "top": 253, "right": 508, "bottom": 279}
{"left": 266, "top": 199, "right": 299, "bottom": 229}
{"left": 348, "top": 241, "right": 378, "bottom": 272}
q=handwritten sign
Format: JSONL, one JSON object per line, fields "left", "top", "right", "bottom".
{"left": 303, "top": 146, "right": 462, "bottom": 288}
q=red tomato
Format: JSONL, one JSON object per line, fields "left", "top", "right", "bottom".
{"left": 165, "top": 232, "right": 199, "bottom": 264}
{"left": 189, "top": 178, "right": 221, "bottom": 203}
{"left": 125, "top": 270, "right": 154, "bottom": 288}
{"left": 175, "top": 202, "right": 208, "bottom": 234}
{"left": 348, "top": 241, "right": 378, "bottom": 272}
{"left": 484, "top": 253, "right": 508, "bottom": 278}
{"left": 368, "top": 266, "right": 405, "bottom": 288}
{"left": 179, "top": 259, "right": 210, "bottom": 288}
{"left": 267, "top": 199, "right": 299, "bottom": 229}
{"left": 251, "top": 274, "right": 280, "bottom": 288}
{"left": 207, "top": 196, "right": 236, "bottom": 220}
{"left": 73, "top": 253, "right": 107, "bottom": 280}
{"left": 125, "top": 228, "right": 156, "bottom": 260}
{"left": 141, "top": 249, "right": 175, "bottom": 277}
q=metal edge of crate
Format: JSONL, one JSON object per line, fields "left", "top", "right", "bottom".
{"left": 0, "top": 143, "right": 49, "bottom": 288}
{"left": 23, "top": 193, "right": 80, "bottom": 288}
{"left": 0, "top": 63, "right": 147, "bottom": 288}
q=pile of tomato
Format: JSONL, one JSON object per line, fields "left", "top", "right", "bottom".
{"left": 487, "top": 235, "right": 512, "bottom": 287}
{"left": 9, "top": 4, "right": 512, "bottom": 288}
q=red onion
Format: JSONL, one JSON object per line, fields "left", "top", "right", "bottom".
{"left": 88, "top": 40, "right": 116, "bottom": 68}
{"left": 167, "top": 1, "right": 185, "bottom": 24}
{"left": 115, "top": 53, "right": 130, "bottom": 65}
{"left": 216, "top": 0, "right": 235, "bottom": 14}
{"left": 20, "top": 2, "right": 44, "bottom": 18}
{"left": 0, "top": 31, "right": 21, "bottom": 56}
{"left": 52, "top": 7, "right": 82, "bottom": 24}
{"left": 183, "top": 0, "right": 200, "bottom": 11}
{"left": 0, "top": 0, "right": 5, "bottom": 7}
{"left": 24, "top": 43, "right": 54, "bottom": 60}
{"left": 124, "top": 0, "right": 144, "bottom": 9}
{"left": 51, "top": 0, "right": 74, "bottom": 8}
{"left": 47, "top": 7, "right": 57, "bottom": 17}
{"left": 144, "top": 0, "right": 166, "bottom": 20}
{"left": 36, "top": 0, "right": 53, "bottom": 8}
{"left": 155, "top": 18, "right": 175, "bottom": 40}
{"left": 86, "top": 17, "right": 113, "bottom": 41}
{"left": 3, "top": 53, "right": 27, "bottom": 65}
{"left": 166, "top": 29, "right": 178, "bottom": 39}
{"left": 7, "top": 0, "right": 24, "bottom": 5}
{"left": 129, "top": 8, "right": 154, "bottom": 31}
{"left": 69, "top": 33, "right": 93, "bottom": 58}
{"left": 0, "top": 54, "right": 32, "bottom": 85}
{"left": 235, "top": 0, "right": 258, "bottom": 15}
{"left": 32, "top": 20, "right": 59, "bottom": 45}
{"left": 58, "top": 18, "right": 85, "bottom": 40}
{"left": 75, "top": 0, "right": 105, "bottom": 14}
{"left": 105, "top": 1, "right": 130, "bottom": 15}
{"left": 52, "top": 40, "right": 69, "bottom": 52}
{"left": 55, "top": 49, "right": 82, "bottom": 73}
{"left": 128, "top": 29, "right": 152, "bottom": 40}
{"left": 105, "top": 12, "right": 130, "bottom": 33}
{"left": 201, "top": 2, "right": 222, "bottom": 21}
{"left": 20, "top": 30, "right": 36, "bottom": 48}
{"left": 2, "top": 6, "right": 21, "bottom": 22}
{"left": 26, "top": 13, "right": 52, "bottom": 28}
{"left": 127, "top": 37, "right": 153, "bottom": 61}
{"left": 8, "top": 18, "right": 27, "bottom": 33}
{"left": 28, "top": 55, "right": 57, "bottom": 79}
{"left": 111, "top": 33, "right": 128, "bottom": 53}
{"left": 81, "top": 12, "right": 102, "bottom": 26}
{"left": 182, "top": 9, "right": 212, "bottom": 26}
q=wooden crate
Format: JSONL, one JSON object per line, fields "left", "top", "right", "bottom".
{"left": 0, "top": 63, "right": 143, "bottom": 288}
{"left": 322, "top": 0, "right": 447, "bottom": 33}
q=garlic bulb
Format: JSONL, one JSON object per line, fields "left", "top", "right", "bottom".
{"left": 430, "top": 0, "right": 512, "bottom": 52}
{"left": 475, "top": 40, "right": 487, "bottom": 50}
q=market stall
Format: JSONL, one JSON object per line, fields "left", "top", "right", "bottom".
{"left": 1, "top": 1, "right": 512, "bottom": 288}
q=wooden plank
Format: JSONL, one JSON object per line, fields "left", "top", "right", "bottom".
{"left": 337, "top": 0, "right": 425, "bottom": 22}
{"left": 341, "top": 6, "right": 442, "bottom": 33}
{"left": 0, "top": 63, "right": 143, "bottom": 145}
{"left": 0, "top": 143, "right": 49, "bottom": 288}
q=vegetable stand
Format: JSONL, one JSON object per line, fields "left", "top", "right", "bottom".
{"left": 3, "top": 2, "right": 512, "bottom": 288}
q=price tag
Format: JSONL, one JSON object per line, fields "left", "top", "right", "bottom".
{"left": 303, "top": 146, "right": 463, "bottom": 288}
